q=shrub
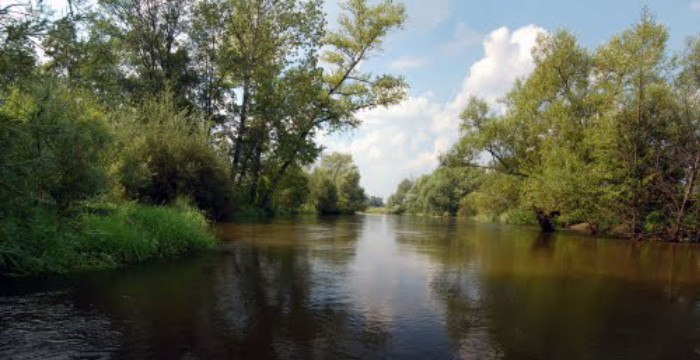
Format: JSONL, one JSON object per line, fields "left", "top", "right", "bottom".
{"left": 112, "top": 94, "right": 234, "bottom": 219}
{"left": 0, "top": 203, "right": 216, "bottom": 276}
{"left": 501, "top": 207, "right": 538, "bottom": 226}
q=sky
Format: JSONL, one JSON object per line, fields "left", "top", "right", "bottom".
{"left": 318, "top": 0, "right": 700, "bottom": 198}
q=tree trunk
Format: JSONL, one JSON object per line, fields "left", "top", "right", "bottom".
{"left": 671, "top": 151, "right": 699, "bottom": 241}
{"left": 248, "top": 127, "right": 265, "bottom": 204}
{"left": 231, "top": 71, "right": 251, "bottom": 179}
{"left": 535, "top": 208, "right": 560, "bottom": 232}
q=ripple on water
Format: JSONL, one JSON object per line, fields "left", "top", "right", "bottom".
{"left": 0, "top": 290, "right": 120, "bottom": 359}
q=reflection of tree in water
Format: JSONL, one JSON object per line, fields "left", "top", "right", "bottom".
{"left": 398, "top": 222, "right": 700, "bottom": 360}
{"left": 7, "top": 218, "right": 700, "bottom": 359}
{"left": 394, "top": 220, "right": 502, "bottom": 359}
{"left": 67, "top": 216, "right": 393, "bottom": 359}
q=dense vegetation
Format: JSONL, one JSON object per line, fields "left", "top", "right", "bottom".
{"left": 0, "top": 0, "right": 403, "bottom": 275}
{"left": 388, "top": 12, "right": 699, "bottom": 241}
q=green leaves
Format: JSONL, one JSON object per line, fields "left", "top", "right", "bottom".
{"left": 309, "top": 152, "right": 367, "bottom": 214}
{"left": 431, "top": 11, "right": 699, "bottom": 237}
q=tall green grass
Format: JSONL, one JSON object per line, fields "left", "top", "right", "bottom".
{"left": 0, "top": 203, "right": 216, "bottom": 276}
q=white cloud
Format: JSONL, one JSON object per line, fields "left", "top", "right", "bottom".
{"left": 319, "top": 25, "right": 547, "bottom": 198}
{"left": 692, "top": 0, "right": 700, "bottom": 11}
{"left": 452, "top": 25, "right": 545, "bottom": 112}
{"left": 390, "top": 56, "right": 429, "bottom": 70}
{"left": 441, "top": 22, "right": 482, "bottom": 54}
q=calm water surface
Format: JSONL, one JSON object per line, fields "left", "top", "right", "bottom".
{"left": 2, "top": 214, "right": 700, "bottom": 359}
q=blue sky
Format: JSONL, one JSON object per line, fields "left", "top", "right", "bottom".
{"left": 319, "top": 0, "right": 700, "bottom": 198}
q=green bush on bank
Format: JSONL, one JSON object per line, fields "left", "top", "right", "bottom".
{"left": 0, "top": 203, "right": 216, "bottom": 276}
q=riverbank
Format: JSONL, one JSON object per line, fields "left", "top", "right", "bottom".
{"left": 0, "top": 203, "right": 216, "bottom": 276}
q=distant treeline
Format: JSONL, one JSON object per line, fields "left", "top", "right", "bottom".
{"left": 388, "top": 11, "right": 699, "bottom": 241}
{"left": 0, "top": 0, "right": 405, "bottom": 274}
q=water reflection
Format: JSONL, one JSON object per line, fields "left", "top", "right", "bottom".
{"left": 394, "top": 217, "right": 700, "bottom": 360}
{"left": 1, "top": 214, "right": 700, "bottom": 359}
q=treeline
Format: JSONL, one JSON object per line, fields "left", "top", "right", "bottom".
{"left": 0, "top": 0, "right": 404, "bottom": 274}
{"left": 388, "top": 12, "right": 699, "bottom": 241}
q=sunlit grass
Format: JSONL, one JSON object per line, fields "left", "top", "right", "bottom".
{"left": 0, "top": 203, "right": 217, "bottom": 276}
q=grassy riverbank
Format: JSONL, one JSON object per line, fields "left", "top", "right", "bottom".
{"left": 0, "top": 203, "right": 216, "bottom": 276}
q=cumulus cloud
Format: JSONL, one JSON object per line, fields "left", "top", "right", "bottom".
{"left": 451, "top": 25, "right": 545, "bottom": 112}
{"left": 390, "top": 56, "right": 429, "bottom": 70}
{"left": 319, "top": 25, "right": 547, "bottom": 198}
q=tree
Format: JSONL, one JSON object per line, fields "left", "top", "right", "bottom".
{"left": 257, "top": 0, "right": 407, "bottom": 210}
{"left": 308, "top": 152, "right": 367, "bottom": 214}
{"left": 592, "top": 10, "right": 676, "bottom": 236}
{"left": 0, "top": 81, "right": 110, "bottom": 213}
{"left": 439, "top": 11, "right": 698, "bottom": 238}
{"left": 399, "top": 167, "right": 482, "bottom": 216}
{"left": 387, "top": 178, "right": 413, "bottom": 213}
{"left": 444, "top": 30, "right": 596, "bottom": 230}
{"left": 98, "top": 0, "right": 197, "bottom": 104}
{"left": 667, "top": 36, "right": 700, "bottom": 240}
{"left": 0, "top": 0, "right": 47, "bottom": 86}
{"left": 368, "top": 196, "right": 383, "bottom": 207}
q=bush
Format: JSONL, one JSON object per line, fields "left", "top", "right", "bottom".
{"left": 501, "top": 207, "right": 538, "bottom": 226}
{"left": 0, "top": 82, "right": 110, "bottom": 213}
{"left": 112, "top": 94, "right": 234, "bottom": 219}
{"left": 0, "top": 203, "right": 216, "bottom": 276}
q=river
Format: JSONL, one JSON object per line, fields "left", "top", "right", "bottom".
{"left": 2, "top": 214, "right": 700, "bottom": 359}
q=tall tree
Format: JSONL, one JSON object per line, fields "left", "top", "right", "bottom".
{"left": 258, "top": 0, "right": 408, "bottom": 210}
{"left": 592, "top": 10, "right": 674, "bottom": 236}
{"left": 99, "top": 0, "right": 196, "bottom": 103}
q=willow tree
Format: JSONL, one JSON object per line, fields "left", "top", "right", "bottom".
{"left": 444, "top": 30, "right": 596, "bottom": 231}
{"left": 444, "top": 11, "right": 698, "bottom": 238}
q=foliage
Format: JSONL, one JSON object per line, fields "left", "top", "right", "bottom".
{"left": 434, "top": 12, "right": 699, "bottom": 239}
{"left": 413, "top": 167, "right": 482, "bottom": 216}
{"left": 0, "top": 81, "right": 110, "bottom": 213}
{"left": 308, "top": 152, "right": 368, "bottom": 214}
{"left": 112, "top": 94, "right": 234, "bottom": 219}
{"left": 0, "top": 0, "right": 410, "bottom": 276}
{"left": 0, "top": 203, "right": 215, "bottom": 276}
{"left": 387, "top": 178, "right": 413, "bottom": 213}
{"left": 368, "top": 196, "right": 384, "bottom": 207}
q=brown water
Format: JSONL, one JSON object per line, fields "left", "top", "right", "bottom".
{"left": 2, "top": 214, "right": 700, "bottom": 359}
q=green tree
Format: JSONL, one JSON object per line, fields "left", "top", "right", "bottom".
{"left": 309, "top": 152, "right": 367, "bottom": 214}
{"left": 0, "top": 0, "right": 47, "bottom": 86}
{"left": 257, "top": 0, "right": 408, "bottom": 210}
{"left": 387, "top": 178, "right": 413, "bottom": 213}
{"left": 98, "top": 0, "right": 197, "bottom": 104}
{"left": 591, "top": 10, "right": 677, "bottom": 236}
{"left": 0, "top": 81, "right": 110, "bottom": 213}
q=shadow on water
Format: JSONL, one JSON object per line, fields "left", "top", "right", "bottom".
{"left": 2, "top": 214, "right": 700, "bottom": 359}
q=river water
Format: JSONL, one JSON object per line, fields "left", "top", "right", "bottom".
{"left": 2, "top": 214, "right": 700, "bottom": 359}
